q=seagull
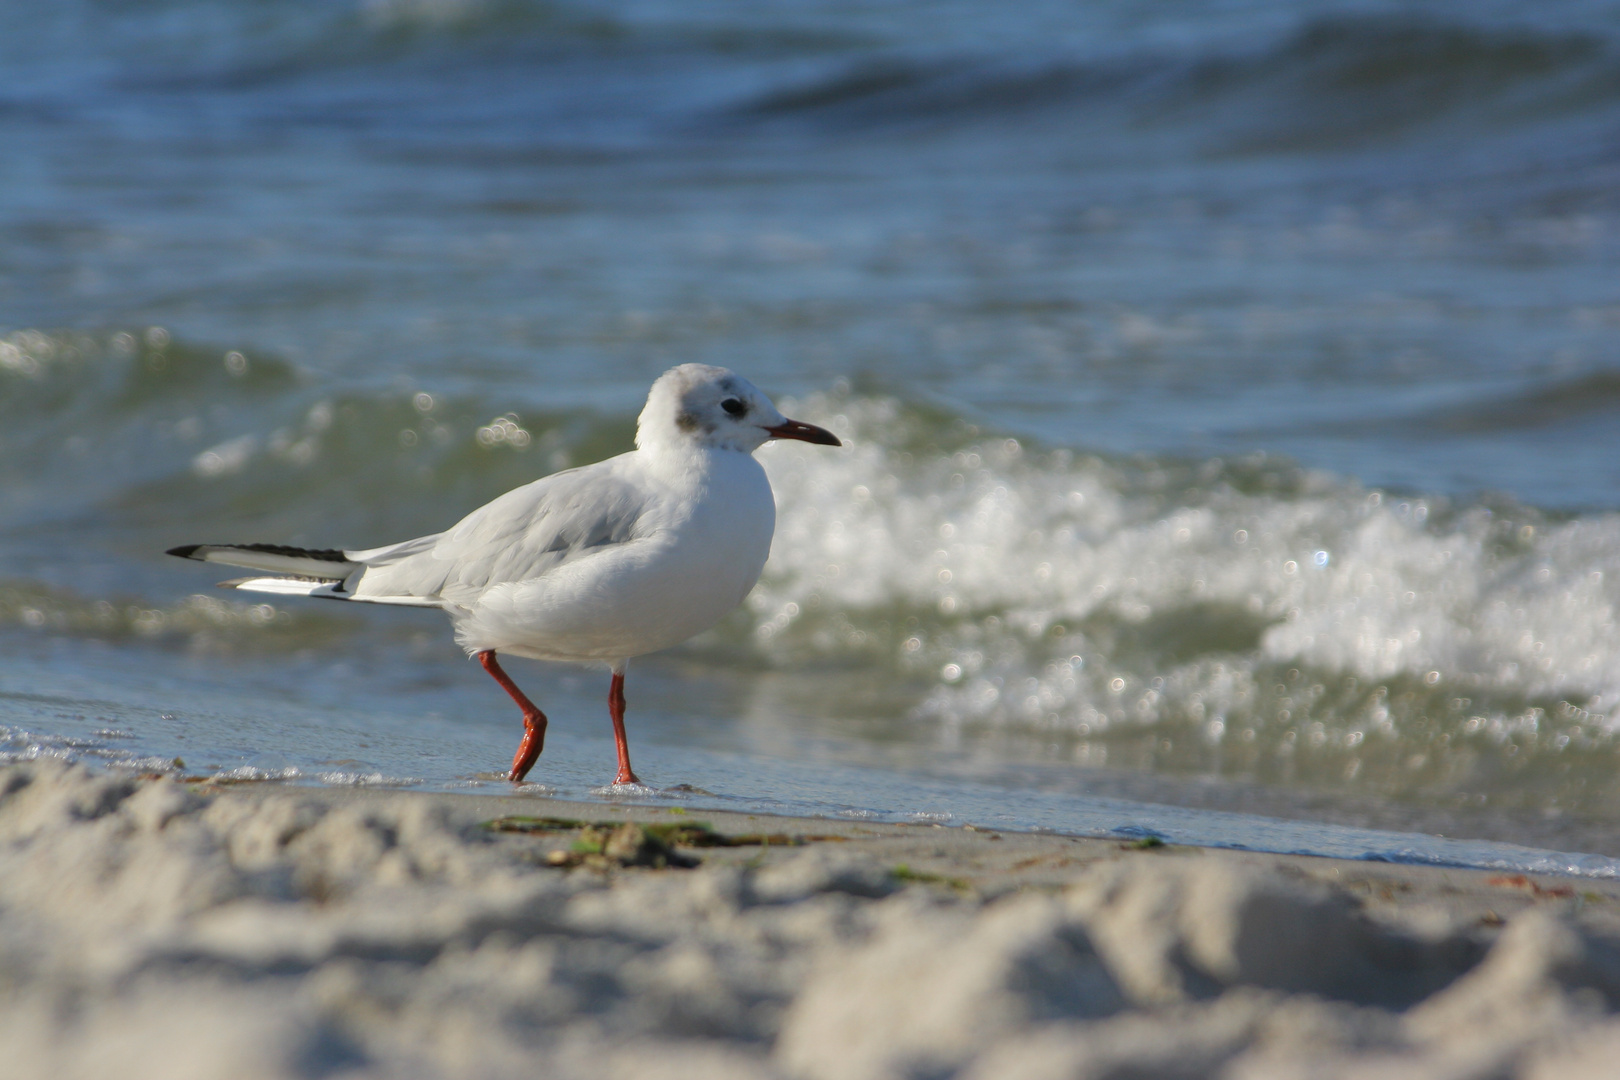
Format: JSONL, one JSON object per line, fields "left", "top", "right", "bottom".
{"left": 167, "top": 364, "right": 840, "bottom": 786}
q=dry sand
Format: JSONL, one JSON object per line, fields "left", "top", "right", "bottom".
{"left": 4, "top": 760, "right": 1620, "bottom": 1079}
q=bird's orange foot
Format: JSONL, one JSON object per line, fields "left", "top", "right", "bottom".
{"left": 508, "top": 717, "right": 546, "bottom": 782}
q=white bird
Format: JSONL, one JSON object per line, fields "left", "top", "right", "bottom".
{"left": 168, "top": 364, "right": 841, "bottom": 785}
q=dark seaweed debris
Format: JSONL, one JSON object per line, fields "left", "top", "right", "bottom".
{"left": 481, "top": 816, "right": 850, "bottom": 869}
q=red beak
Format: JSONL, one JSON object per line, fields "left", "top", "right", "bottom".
{"left": 764, "top": 418, "right": 842, "bottom": 446}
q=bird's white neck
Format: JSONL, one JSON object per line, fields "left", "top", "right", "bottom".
{"left": 632, "top": 439, "right": 758, "bottom": 488}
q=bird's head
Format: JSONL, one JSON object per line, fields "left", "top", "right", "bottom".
{"left": 636, "top": 364, "right": 841, "bottom": 454}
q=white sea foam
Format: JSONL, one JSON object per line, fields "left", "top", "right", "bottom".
{"left": 212, "top": 765, "right": 303, "bottom": 782}
{"left": 314, "top": 770, "right": 426, "bottom": 787}
{"left": 756, "top": 393, "right": 1620, "bottom": 740}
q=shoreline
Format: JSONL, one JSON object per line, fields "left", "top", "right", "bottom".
{"left": 5, "top": 760, "right": 1620, "bottom": 1078}
{"left": 161, "top": 764, "right": 1620, "bottom": 882}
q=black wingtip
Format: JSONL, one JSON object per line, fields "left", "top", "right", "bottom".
{"left": 166, "top": 545, "right": 203, "bottom": 560}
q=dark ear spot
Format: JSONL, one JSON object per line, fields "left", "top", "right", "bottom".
{"left": 676, "top": 410, "right": 713, "bottom": 433}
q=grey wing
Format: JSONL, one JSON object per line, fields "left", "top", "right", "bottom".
{"left": 349, "top": 464, "right": 650, "bottom": 607}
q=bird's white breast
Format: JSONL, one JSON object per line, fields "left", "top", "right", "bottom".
{"left": 460, "top": 448, "right": 777, "bottom": 662}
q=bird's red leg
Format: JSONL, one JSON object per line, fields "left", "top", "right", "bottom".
{"left": 608, "top": 669, "right": 640, "bottom": 785}
{"left": 477, "top": 650, "right": 548, "bottom": 782}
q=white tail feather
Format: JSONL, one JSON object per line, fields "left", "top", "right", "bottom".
{"left": 221, "top": 576, "right": 442, "bottom": 607}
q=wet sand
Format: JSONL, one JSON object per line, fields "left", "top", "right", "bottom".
{"left": 4, "top": 759, "right": 1620, "bottom": 1079}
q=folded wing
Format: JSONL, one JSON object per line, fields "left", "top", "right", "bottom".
{"left": 171, "top": 464, "right": 650, "bottom": 613}
{"left": 442, "top": 468, "right": 649, "bottom": 606}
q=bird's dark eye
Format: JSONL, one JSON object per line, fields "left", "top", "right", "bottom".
{"left": 721, "top": 398, "right": 746, "bottom": 417}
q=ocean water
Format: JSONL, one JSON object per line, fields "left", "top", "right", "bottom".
{"left": 4, "top": 0, "right": 1620, "bottom": 872}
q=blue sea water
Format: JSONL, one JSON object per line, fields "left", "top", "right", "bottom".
{"left": 4, "top": 0, "right": 1620, "bottom": 871}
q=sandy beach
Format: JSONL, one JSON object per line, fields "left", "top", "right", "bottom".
{"left": 1, "top": 760, "right": 1618, "bottom": 1079}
